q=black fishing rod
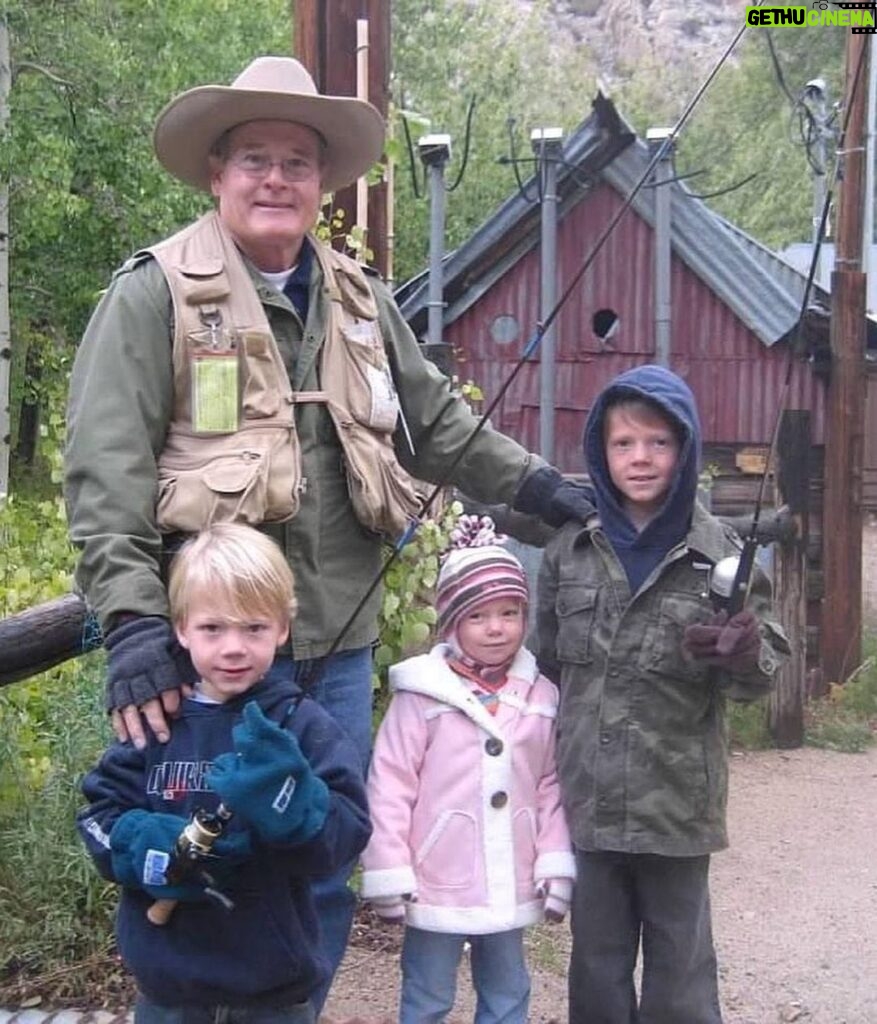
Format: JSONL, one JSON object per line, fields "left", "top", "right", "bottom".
{"left": 310, "top": 3, "right": 767, "bottom": 679}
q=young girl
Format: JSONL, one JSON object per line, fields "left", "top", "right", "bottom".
{"left": 361, "top": 516, "right": 575, "bottom": 1023}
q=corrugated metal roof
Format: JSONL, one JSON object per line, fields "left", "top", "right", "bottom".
{"left": 395, "top": 94, "right": 843, "bottom": 351}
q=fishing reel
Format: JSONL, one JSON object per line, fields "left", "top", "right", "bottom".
{"left": 708, "top": 537, "right": 758, "bottom": 617}
{"left": 163, "top": 804, "right": 233, "bottom": 885}
{"left": 147, "top": 804, "right": 235, "bottom": 925}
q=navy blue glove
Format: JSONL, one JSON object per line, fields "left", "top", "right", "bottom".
{"left": 513, "top": 466, "right": 596, "bottom": 528}
{"left": 110, "top": 809, "right": 251, "bottom": 899}
{"left": 104, "top": 615, "right": 196, "bottom": 713}
{"left": 206, "top": 701, "right": 330, "bottom": 845}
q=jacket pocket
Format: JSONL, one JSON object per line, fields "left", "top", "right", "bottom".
{"left": 555, "top": 584, "right": 599, "bottom": 664}
{"left": 642, "top": 593, "right": 710, "bottom": 683}
{"left": 415, "top": 809, "right": 477, "bottom": 889}
{"left": 156, "top": 427, "right": 300, "bottom": 533}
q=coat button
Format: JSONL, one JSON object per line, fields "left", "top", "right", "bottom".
{"left": 490, "top": 791, "right": 508, "bottom": 809}
{"left": 485, "top": 738, "right": 503, "bottom": 756}
{"left": 600, "top": 732, "right": 611, "bottom": 745}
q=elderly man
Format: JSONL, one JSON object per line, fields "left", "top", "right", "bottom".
{"left": 65, "top": 56, "right": 582, "bottom": 1010}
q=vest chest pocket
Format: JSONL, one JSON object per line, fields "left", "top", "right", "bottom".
{"left": 241, "top": 330, "right": 287, "bottom": 418}
{"left": 340, "top": 321, "right": 401, "bottom": 433}
{"left": 555, "top": 585, "right": 599, "bottom": 664}
{"left": 156, "top": 427, "right": 301, "bottom": 533}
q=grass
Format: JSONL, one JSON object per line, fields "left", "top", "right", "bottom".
{"left": 728, "top": 698, "right": 774, "bottom": 750}
{"left": 0, "top": 651, "right": 117, "bottom": 1002}
{"left": 804, "top": 646, "right": 877, "bottom": 752}
{"left": 728, "top": 638, "right": 877, "bottom": 754}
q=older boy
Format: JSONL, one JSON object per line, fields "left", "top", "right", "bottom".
{"left": 77, "top": 523, "right": 370, "bottom": 1024}
{"left": 535, "top": 365, "right": 787, "bottom": 1024}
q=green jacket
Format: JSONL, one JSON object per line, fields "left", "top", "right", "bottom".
{"left": 65, "top": 239, "right": 540, "bottom": 658}
{"left": 534, "top": 502, "right": 787, "bottom": 857}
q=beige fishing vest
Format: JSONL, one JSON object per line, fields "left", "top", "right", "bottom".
{"left": 148, "top": 211, "right": 421, "bottom": 539}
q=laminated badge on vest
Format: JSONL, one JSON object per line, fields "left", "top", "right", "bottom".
{"left": 189, "top": 310, "right": 240, "bottom": 435}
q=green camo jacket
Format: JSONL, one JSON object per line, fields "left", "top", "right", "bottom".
{"left": 534, "top": 502, "right": 788, "bottom": 857}
{"left": 65, "top": 239, "right": 540, "bottom": 657}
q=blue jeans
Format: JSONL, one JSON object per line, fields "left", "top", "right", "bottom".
{"left": 134, "top": 995, "right": 315, "bottom": 1024}
{"left": 400, "top": 926, "right": 530, "bottom": 1024}
{"left": 264, "top": 646, "right": 374, "bottom": 1015}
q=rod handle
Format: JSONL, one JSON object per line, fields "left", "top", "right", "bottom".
{"left": 146, "top": 898, "right": 178, "bottom": 926}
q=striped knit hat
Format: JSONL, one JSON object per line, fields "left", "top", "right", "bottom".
{"left": 435, "top": 515, "right": 529, "bottom": 639}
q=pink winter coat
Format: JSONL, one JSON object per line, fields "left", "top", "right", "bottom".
{"left": 360, "top": 643, "right": 576, "bottom": 934}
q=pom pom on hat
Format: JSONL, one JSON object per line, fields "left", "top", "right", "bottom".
{"left": 436, "top": 515, "right": 529, "bottom": 639}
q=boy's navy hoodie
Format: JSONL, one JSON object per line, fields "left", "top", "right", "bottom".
{"left": 584, "top": 364, "right": 701, "bottom": 593}
{"left": 78, "top": 675, "right": 371, "bottom": 1008}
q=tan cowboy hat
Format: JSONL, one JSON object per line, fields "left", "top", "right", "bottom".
{"left": 153, "top": 56, "right": 385, "bottom": 194}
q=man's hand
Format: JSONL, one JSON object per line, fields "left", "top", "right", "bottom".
{"left": 683, "top": 609, "right": 761, "bottom": 673}
{"left": 104, "top": 616, "right": 195, "bottom": 747}
{"left": 513, "top": 466, "right": 596, "bottom": 528}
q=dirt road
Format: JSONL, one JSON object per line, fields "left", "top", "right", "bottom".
{"left": 322, "top": 745, "right": 877, "bottom": 1023}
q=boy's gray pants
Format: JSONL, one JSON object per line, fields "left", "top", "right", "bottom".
{"left": 569, "top": 850, "right": 723, "bottom": 1024}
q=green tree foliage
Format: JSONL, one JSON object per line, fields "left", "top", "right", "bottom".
{"left": 4, "top": 0, "right": 290, "bottom": 476}
{"left": 616, "top": 25, "right": 846, "bottom": 251}
{"left": 390, "top": 0, "right": 598, "bottom": 279}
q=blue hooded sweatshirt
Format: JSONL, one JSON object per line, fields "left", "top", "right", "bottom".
{"left": 77, "top": 674, "right": 371, "bottom": 1008}
{"left": 584, "top": 364, "right": 701, "bottom": 595}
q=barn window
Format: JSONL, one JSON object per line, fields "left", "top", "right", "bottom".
{"left": 490, "top": 314, "right": 520, "bottom": 346}
{"left": 593, "top": 308, "right": 620, "bottom": 345}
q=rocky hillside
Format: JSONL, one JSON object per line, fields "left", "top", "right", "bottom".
{"left": 548, "top": 0, "right": 748, "bottom": 86}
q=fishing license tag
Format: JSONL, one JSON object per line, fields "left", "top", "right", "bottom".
{"left": 189, "top": 328, "right": 239, "bottom": 434}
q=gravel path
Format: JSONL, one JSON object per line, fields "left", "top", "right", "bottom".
{"left": 322, "top": 745, "right": 877, "bottom": 1023}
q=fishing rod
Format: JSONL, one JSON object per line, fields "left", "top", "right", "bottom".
{"left": 311, "top": 3, "right": 766, "bottom": 678}
{"left": 711, "top": 29, "right": 869, "bottom": 617}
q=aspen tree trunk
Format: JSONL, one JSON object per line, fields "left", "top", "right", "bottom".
{"left": 0, "top": 19, "right": 11, "bottom": 499}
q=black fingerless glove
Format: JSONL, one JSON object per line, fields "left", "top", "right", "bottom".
{"left": 104, "top": 615, "right": 196, "bottom": 712}
{"left": 513, "top": 466, "right": 596, "bottom": 528}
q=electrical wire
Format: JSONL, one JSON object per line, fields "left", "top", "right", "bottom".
{"left": 506, "top": 117, "right": 539, "bottom": 204}
{"left": 688, "top": 170, "right": 761, "bottom": 201}
{"left": 446, "top": 95, "right": 476, "bottom": 193}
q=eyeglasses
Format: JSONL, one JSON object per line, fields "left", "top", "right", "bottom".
{"left": 228, "top": 151, "right": 319, "bottom": 183}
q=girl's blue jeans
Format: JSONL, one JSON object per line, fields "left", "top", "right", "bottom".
{"left": 400, "top": 926, "right": 531, "bottom": 1023}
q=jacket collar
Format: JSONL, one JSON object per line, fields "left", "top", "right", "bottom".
{"left": 389, "top": 644, "right": 539, "bottom": 739}
{"left": 575, "top": 499, "right": 733, "bottom": 566}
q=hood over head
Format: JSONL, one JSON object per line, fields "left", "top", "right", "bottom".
{"left": 583, "top": 364, "right": 702, "bottom": 594}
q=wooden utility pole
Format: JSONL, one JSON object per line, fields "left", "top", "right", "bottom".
{"left": 293, "top": 0, "right": 391, "bottom": 278}
{"left": 822, "top": 31, "right": 869, "bottom": 685}
{"left": 770, "top": 411, "right": 810, "bottom": 748}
